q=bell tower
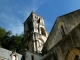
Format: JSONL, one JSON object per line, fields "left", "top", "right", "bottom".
{"left": 23, "top": 12, "right": 48, "bottom": 53}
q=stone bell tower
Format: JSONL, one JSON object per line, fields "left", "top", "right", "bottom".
{"left": 23, "top": 11, "right": 48, "bottom": 53}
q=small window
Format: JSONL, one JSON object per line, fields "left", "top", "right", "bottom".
{"left": 35, "top": 16, "right": 38, "bottom": 19}
{"left": 60, "top": 25, "right": 65, "bottom": 37}
{"left": 31, "top": 55, "right": 34, "bottom": 60}
{"left": 37, "top": 18, "right": 40, "bottom": 23}
{"left": 26, "top": 46, "right": 29, "bottom": 50}
{"left": 74, "top": 55, "right": 80, "bottom": 60}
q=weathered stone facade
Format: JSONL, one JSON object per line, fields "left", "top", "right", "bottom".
{"left": 0, "top": 9, "right": 80, "bottom": 60}
{"left": 42, "top": 9, "right": 80, "bottom": 60}
{"left": 21, "top": 9, "right": 80, "bottom": 60}
{"left": 20, "top": 11, "right": 48, "bottom": 60}
{"left": 23, "top": 12, "right": 48, "bottom": 53}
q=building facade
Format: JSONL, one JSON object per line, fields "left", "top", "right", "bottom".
{"left": 42, "top": 9, "right": 80, "bottom": 60}
{"left": 20, "top": 12, "right": 48, "bottom": 60}
{"left": 0, "top": 9, "right": 80, "bottom": 60}
{"left": 21, "top": 9, "right": 80, "bottom": 60}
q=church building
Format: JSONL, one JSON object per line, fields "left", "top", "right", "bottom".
{"left": 21, "top": 9, "right": 80, "bottom": 60}
{"left": 42, "top": 9, "right": 80, "bottom": 60}
{"left": 0, "top": 9, "right": 80, "bottom": 60}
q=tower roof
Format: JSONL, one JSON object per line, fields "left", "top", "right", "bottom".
{"left": 24, "top": 11, "right": 44, "bottom": 24}
{"left": 31, "top": 11, "right": 44, "bottom": 19}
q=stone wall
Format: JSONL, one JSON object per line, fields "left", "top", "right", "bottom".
{"left": 25, "top": 51, "right": 42, "bottom": 60}
{"left": 42, "top": 9, "right": 80, "bottom": 52}
{"left": 43, "top": 23, "right": 80, "bottom": 60}
{"left": 54, "top": 23, "right": 80, "bottom": 60}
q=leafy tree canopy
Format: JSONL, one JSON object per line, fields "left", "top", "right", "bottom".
{"left": 0, "top": 26, "right": 23, "bottom": 53}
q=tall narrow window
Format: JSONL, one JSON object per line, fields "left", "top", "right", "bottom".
{"left": 38, "top": 19, "right": 40, "bottom": 33}
{"left": 61, "top": 25, "right": 65, "bottom": 37}
{"left": 31, "top": 55, "right": 34, "bottom": 60}
{"left": 41, "top": 27, "right": 46, "bottom": 36}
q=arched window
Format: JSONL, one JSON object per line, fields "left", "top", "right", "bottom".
{"left": 58, "top": 22, "right": 66, "bottom": 37}
{"left": 60, "top": 25, "right": 65, "bottom": 37}
{"left": 37, "top": 18, "right": 44, "bottom": 26}
{"left": 41, "top": 27, "right": 46, "bottom": 36}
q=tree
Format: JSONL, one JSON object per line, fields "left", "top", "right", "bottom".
{"left": 0, "top": 27, "right": 6, "bottom": 41}
{"left": 10, "top": 34, "right": 23, "bottom": 52}
{"left": 0, "top": 27, "right": 23, "bottom": 52}
{"left": 2, "top": 30, "right": 12, "bottom": 50}
{"left": 0, "top": 27, "right": 6, "bottom": 47}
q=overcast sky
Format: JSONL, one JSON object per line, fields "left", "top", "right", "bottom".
{"left": 0, "top": 0, "right": 80, "bottom": 35}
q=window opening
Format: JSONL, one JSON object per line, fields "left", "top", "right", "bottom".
{"left": 37, "top": 18, "right": 40, "bottom": 23}
{"left": 74, "top": 55, "right": 80, "bottom": 60}
{"left": 31, "top": 55, "right": 34, "bottom": 60}
{"left": 41, "top": 27, "right": 46, "bottom": 36}
{"left": 61, "top": 25, "right": 65, "bottom": 37}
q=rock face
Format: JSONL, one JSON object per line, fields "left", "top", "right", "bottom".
{"left": 42, "top": 9, "right": 80, "bottom": 60}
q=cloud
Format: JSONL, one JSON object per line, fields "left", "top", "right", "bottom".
{"left": 0, "top": 12, "right": 23, "bottom": 35}
{"left": 0, "top": 0, "right": 48, "bottom": 35}
{"left": 18, "top": 0, "right": 48, "bottom": 19}
{"left": 7, "top": 21, "right": 23, "bottom": 35}
{"left": 31, "top": 0, "right": 47, "bottom": 11}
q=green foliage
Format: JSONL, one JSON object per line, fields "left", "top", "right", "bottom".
{"left": 10, "top": 34, "right": 23, "bottom": 51}
{"left": 0, "top": 27, "right": 6, "bottom": 40}
{"left": 0, "top": 27, "right": 7, "bottom": 47}
{"left": 0, "top": 27, "right": 23, "bottom": 52}
{"left": 7, "top": 30, "right": 12, "bottom": 36}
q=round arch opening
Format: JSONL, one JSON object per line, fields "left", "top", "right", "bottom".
{"left": 41, "top": 27, "right": 46, "bottom": 36}
{"left": 66, "top": 48, "right": 80, "bottom": 60}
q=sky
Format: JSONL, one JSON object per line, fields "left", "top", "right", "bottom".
{"left": 0, "top": 0, "right": 80, "bottom": 35}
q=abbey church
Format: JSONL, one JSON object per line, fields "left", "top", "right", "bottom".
{"left": 0, "top": 9, "right": 80, "bottom": 60}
